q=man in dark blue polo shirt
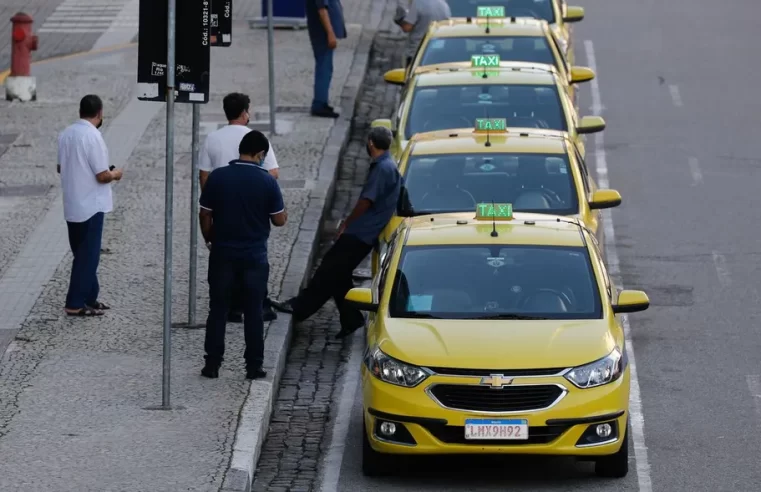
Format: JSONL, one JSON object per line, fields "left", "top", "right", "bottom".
{"left": 270, "top": 127, "right": 401, "bottom": 338}
{"left": 306, "top": 0, "right": 347, "bottom": 118}
{"left": 198, "top": 130, "right": 288, "bottom": 379}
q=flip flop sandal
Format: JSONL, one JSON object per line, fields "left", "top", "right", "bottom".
{"left": 66, "top": 307, "right": 104, "bottom": 316}
{"left": 87, "top": 301, "right": 110, "bottom": 310}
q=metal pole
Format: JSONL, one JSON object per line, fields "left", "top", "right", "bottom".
{"left": 188, "top": 104, "right": 200, "bottom": 326}
{"left": 266, "top": 0, "right": 276, "bottom": 135}
{"left": 162, "top": 0, "right": 177, "bottom": 409}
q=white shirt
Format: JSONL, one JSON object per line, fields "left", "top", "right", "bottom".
{"left": 58, "top": 120, "right": 113, "bottom": 223}
{"left": 199, "top": 124, "right": 279, "bottom": 173}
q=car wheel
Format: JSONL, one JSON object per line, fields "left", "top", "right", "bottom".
{"left": 362, "top": 417, "right": 392, "bottom": 477}
{"left": 594, "top": 420, "right": 629, "bottom": 478}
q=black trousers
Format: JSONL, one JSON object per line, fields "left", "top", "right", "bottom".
{"left": 205, "top": 253, "right": 269, "bottom": 368}
{"left": 65, "top": 212, "right": 104, "bottom": 309}
{"left": 230, "top": 284, "right": 271, "bottom": 315}
{"left": 292, "top": 234, "right": 373, "bottom": 331}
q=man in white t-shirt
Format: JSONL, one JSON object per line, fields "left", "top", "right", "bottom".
{"left": 57, "top": 94, "right": 123, "bottom": 316}
{"left": 199, "top": 92, "right": 280, "bottom": 322}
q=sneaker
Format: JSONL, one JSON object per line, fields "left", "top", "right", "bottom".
{"left": 201, "top": 364, "right": 219, "bottom": 379}
{"left": 263, "top": 306, "right": 278, "bottom": 322}
{"left": 269, "top": 297, "right": 296, "bottom": 314}
{"left": 311, "top": 106, "right": 339, "bottom": 118}
{"left": 246, "top": 367, "right": 267, "bottom": 380}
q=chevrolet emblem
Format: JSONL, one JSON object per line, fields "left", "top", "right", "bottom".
{"left": 480, "top": 374, "right": 513, "bottom": 388}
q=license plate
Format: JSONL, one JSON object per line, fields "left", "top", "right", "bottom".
{"left": 464, "top": 418, "right": 529, "bottom": 440}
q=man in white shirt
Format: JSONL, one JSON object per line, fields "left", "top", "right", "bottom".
{"left": 394, "top": 0, "right": 451, "bottom": 66}
{"left": 57, "top": 94, "right": 123, "bottom": 316}
{"left": 199, "top": 92, "right": 280, "bottom": 322}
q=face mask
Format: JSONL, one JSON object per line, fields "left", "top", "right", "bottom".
{"left": 366, "top": 142, "right": 373, "bottom": 157}
{"left": 96, "top": 118, "right": 104, "bottom": 129}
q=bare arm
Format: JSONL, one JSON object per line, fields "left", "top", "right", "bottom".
{"left": 268, "top": 168, "right": 279, "bottom": 179}
{"left": 399, "top": 22, "right": 414, "bottom": 33}
{"left": 318, "top": 8, "right": 335, "bottom": 39}
{"left": 199, "top": 208, "right": 214, "bottom": 243}
{"left": 95, "top": 169, "right": 122, "bottom": 183}
{"left": 339, "top": 198, "right": 372, "bottom": 234}
{"left": 270, "top": 210, "right": 288, "bottom": 227}
{"left": 199, "top": 170, "right": 210, "bottom": 190}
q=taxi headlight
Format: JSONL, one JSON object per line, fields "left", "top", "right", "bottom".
{"left": 364, "top": 347, "right": 428, "bottom": 388}
{"left": 565, "top": 348, "right": 623, "bottom": 389}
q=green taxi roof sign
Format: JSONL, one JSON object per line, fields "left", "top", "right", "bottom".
{"left": 476, "top": 203, "right": 513, "bottom": 221}
{"left": 471, "top": 54, "right": 500, "bottom": 68}
{"left": 474, "top": 118, "right": 507, "bottom": 133}
{"left": 477, "top": 6, "right": 506, "bottom": 17}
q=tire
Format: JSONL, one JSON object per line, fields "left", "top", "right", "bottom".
{"left": 362, "top": 417, "right": 392, "bottom": 477}
{"left": 594, "top": 421, "right": 629, "bottom": 478}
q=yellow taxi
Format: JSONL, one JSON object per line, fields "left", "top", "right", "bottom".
{"left": 370, "top": 118, "right": 621, "bottom": 274}
{"left": 442, "top": 0, "right": 584, "bottom": 54}
{"left": 344, "top": 207, "right": 650, "bottom": 478}
{"left": 386, "top": 17, "right": 593, "bottom": 105}
{"left": 372, "top": 61, "right": 605, "bottom": 160}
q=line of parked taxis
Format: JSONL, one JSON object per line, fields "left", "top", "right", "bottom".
{"left": 343, "top": 0, "right": 651, "bottom": 480}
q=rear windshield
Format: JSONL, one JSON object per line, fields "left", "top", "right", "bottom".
{"left": 420, "top": 36, "right": 556, "bottom": 68}
{"left": 389, "top": 245, "right": 602, "bottom": 319}
{"left": 405, "top": 84, "right": 566, "bottom": 139}
{"left": 445, "top": 0, "right": 555, "bottom": 23}
{"left": 402, "top": 153, "right": 577, "bottom": 215}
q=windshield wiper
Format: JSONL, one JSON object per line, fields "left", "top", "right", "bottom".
{"left": 464, "top": 314, "right": 552, "bottom": 320}
{"left": 401, "top": 312, "right": 443, "bottom": 319}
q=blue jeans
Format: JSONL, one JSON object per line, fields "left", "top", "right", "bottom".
{"left": 311, "top": 44, "right": 334, "bottom": 111}
{"left": 205, "top": 252, "right": 269, "bottom": 368}
{"left": 65, "top": 212, "right": 104, "bottom": 309}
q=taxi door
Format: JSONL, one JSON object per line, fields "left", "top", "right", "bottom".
{"left": 367, "top": 231, "right": 402, "bottom": 348}
{"left": 563, "top": 89, "right": 586, "bottom": 158}
{"left": 572, "top": 142, "right": 605, "bottom": 251}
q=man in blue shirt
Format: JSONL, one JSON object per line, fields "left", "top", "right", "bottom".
{"left": 306, "top": 0, "right": 347, "bottom": 118}
{"left": 270, "top": 127, "right": 401, "bottom": 338}
{"left": 198, "top": 131, "right": 288, "bottom": 379}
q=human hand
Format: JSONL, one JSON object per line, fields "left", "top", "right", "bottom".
{"left": 327, "top": 33, "right": 338, "bottom": 50}
{"left": 112, "top": 169, "right": 123, "bottom": 181}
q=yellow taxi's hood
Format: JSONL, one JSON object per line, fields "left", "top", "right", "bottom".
{"left": 378, "top": 318, "right": 616, "bottom": 370}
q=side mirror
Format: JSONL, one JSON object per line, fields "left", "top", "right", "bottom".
{"left": 576, "top": 115, "right": 606, "bottom": 135}
{"left": 589, "top": 189, "right": 622, "bottom": 210}
{"left": 396, "top": 186, "right": 414, "bottom": 217}
{"left": 344, "top": 288, "right": 378, "bottom": 313}
{"left": 612, "top": 290, "right": 650, "bottom": 314}
{"left": 383, "top": 68, "right": 406, "bottom": 86}
{"left": 569, "top": 66, "right": 595, "bottom": 85}
{"left": 563, "top": 6, "right": 585, "bottom": 23}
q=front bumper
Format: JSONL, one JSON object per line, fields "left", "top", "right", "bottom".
{"left": 362, "top": 366, "right": 629, "bottom": 457}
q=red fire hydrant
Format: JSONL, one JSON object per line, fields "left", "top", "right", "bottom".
{"left": 6, "top": 12, "right": 38, "bottom": 101}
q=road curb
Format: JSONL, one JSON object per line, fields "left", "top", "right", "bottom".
{"left": 219, "top": 28, "right": 377, "bottom": 492}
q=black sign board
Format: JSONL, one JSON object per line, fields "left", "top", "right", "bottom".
{"left": 210, "top": 0, "right": 232, "bottom": 46}
{"left": 137, "top": 0, "right": 211, "bottom": 103}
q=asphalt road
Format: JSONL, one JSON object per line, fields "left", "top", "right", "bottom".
{"left": 313, "top": 0, "right": 761, "bottom": 491}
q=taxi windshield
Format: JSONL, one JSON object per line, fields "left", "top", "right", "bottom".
{"left": 389, "top": 245, "right": 602, "bottom": 320}
{"left": 402, "top": 153, "right": 578, "bottom": 215}
{"left": 444, "top": 0, "right": 555, "bottom": 22}
{"left": 404, "top": 84, "right": 567, "bottom": 139}
{"left": 420, "top": 36, "right": 556, "bottom": 68}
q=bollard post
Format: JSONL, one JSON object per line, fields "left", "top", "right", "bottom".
{"left": 6, "top": 12, "right": 38, "bottom": 102}
{"left": 188, "top": 103, "right": 200, "bottom": 328}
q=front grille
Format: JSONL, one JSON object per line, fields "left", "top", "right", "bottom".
{"left": 429, "top": 384, "right": 563, "bottom": 412}
{"left": 428, "top": 367, "right": 566, "bottom": 377}
{"left": 421, "top": 423, "right": 569, "bottom": 445}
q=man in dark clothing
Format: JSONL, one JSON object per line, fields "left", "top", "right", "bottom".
{"left": 306, "top": 0, "right": 347, "bottom": 118}
{"left": 198, "top": 131, "right": 288, "bottom": 379}
{"left": 270, "top": 127, "right": 401, "bottom": 338}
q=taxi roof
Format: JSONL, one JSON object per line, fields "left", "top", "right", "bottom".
{"left": 403, "top": 213, "right": 586, "bottom": 247}
{"left": 428, "top": 18, "right": 549, "bottom": 37}
{"left": 407, "top": 128, "right": 569, "bottom": 155}
{"left": 414, "top": 63, "right": 558, "bottom": 86}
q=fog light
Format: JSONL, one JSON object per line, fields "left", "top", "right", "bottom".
{"left": 379, "top": 421, "right": 396, "bottom": 436}
{"left": 596, "top": 423, "right": 612, "bottom": 438}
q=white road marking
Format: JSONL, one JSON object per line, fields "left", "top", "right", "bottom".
{"left": 712, "top": 251, "right": 731, "bottom": 287}
{"left": 585, "top": 40, "right": 653, "bottom": 492}
{"left": 669, "top": 85, "right": 683, "bottom": 107}
{"left": 38, "top": 0, "right": 137, "bottom": 35}
{"left": 688, "top": 157, "right": 703, "bottom": 186}
{"left": 318, "top": 333, "right": 364, "bottom": 492}
{"left": 746, "top": 375, "right": 761, "bottom": 419}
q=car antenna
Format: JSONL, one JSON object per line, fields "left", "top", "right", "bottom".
{"left": 484, "top": 109, "right": 492, "bottom": 147}
{"left": 485, "top": 13, "right": 491, "bottom": 34}
{"left": 490, "top": 200, "right": 498, "bottom": 237}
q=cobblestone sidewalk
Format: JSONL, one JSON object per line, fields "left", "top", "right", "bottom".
{"left": 0, "top": 1, "right": 388, "bottom": 491}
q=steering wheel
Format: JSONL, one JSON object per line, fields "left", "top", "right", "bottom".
{"left": 422, "top": 116, "right": 472, "bottom": 132}
{"left": 518, "top": 288, "right": 573, "bottom": 311}
{"left": 517, "top": 187, "right": 565, "bottom": 207}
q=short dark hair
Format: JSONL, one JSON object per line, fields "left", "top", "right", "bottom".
{"left": 223, "top": 92, "right": 250, "bottom": 121}
{"left": 79, "top": 94, "right": 103, "bottom": 118}
{"left": 239, "top": 130, "right": 269, "bottom": 156}
{"left": 368, "top": 127, "right": 392, "bottom": 151}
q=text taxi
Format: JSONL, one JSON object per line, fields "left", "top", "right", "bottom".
{"left": 370, "top": 118, "right": 620, "bottom": 274}
{"left": 344, "top": 205, "right": 650, "bottom": 478}
{"left": 372, "top": 57, "right": 605, "bottom": 160}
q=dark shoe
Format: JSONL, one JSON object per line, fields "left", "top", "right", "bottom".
{"left": 246, "top": 367, "right": 267, "bottom": 380}
{"left": 201, "top": 364, "right": 219, "bottom": 379}
{"left": 263, "top": 306, "right": 278, "bottom": 322}
{"left": 269, "top": 297, "right": 296, "bottom": 314}
{"left": 65, "top": 307, "right": 104, "bottom": 316}
{"left": 85, "top": 301, "right": 111, "bottom": 310}
{"left": 311, "top": 106, "right": 339, "bottom": 118}
{"left": 227, "top": 311, "right": 243, "bottom": 323}
{"left": 335, "top": 320, "right": 365, "bottom": 340}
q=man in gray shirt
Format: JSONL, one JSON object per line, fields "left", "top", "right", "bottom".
{"left": 394, "top": 0, "right": 451, "bottom": 66}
